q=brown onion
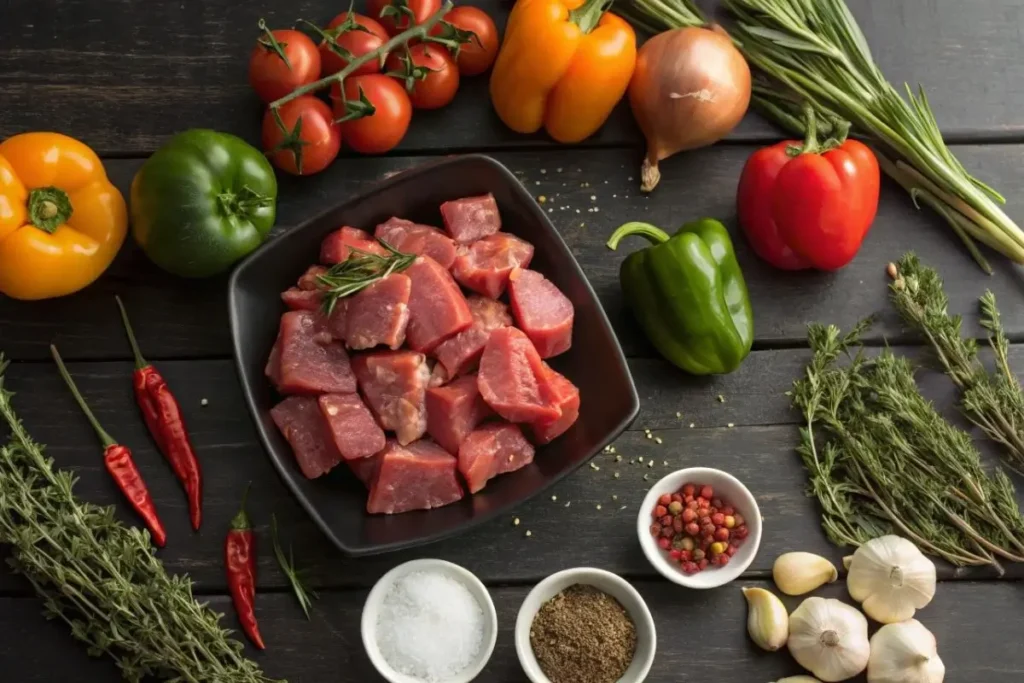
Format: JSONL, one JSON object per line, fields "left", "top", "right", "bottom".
{"left": 628, "top": 26, "right": 751, "bottom": 192}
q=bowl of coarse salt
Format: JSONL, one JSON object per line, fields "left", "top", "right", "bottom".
{"left": 362, "top": 558, "right": 498, "bottom": 683}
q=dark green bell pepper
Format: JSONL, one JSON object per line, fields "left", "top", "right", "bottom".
{"left": 607, "top": 218, "right": 753, "bottom": 375}
{"left": 130, "top": 129, "right": 277, "bottom": 278}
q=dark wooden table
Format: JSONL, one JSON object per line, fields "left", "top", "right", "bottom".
{"left": 2, "top": 0, "right": 1024, "bottom": 680}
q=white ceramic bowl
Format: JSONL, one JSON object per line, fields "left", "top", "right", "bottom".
{"left": 637, "top": 467, "right": 762, "bottom": 589}
{"left": 362, "top": 558, "right": 498, "bottom": 683}
{"left": 515, "top": 567, "right": 656, "bottom": 683}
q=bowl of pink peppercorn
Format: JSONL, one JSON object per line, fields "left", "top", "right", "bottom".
{"left": 636, "top": 467, "right": 762, "bottom": 589}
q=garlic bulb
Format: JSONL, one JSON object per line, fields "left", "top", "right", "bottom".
{"left": 774, "top": 552, "right": 839, "bottom": 595}
{"left": 868, "top": 620, "right": 945, "bottom": 683}
{"left": 742, "top": 586, "right": 789, "bottom": 651}
{"left": 772, "top": 678, "right": 823, "bottom": 683}
{"left": 788, "top": 597, "right": 869, "bottom": 682}
{"left": 846, "top": 536, "right": 936, "bottom": 624}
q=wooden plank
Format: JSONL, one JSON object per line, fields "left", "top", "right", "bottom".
{"left": 3, "top": 145, "right": 1024, "bottom": 361}
{"left": 3, "top": 0, "right": 1024, "bottom": 153}
{"left": 2, "top": 355, "right": 1020, "bottom": 594}
{"left": 1, "top": 581, "right": 1021, "bottom": 681}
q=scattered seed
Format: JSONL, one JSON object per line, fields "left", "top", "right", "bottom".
{"left": 540, "top": 169, "right": 547, "bottom": 174}
{"left": 538, "top": 195, "right": 547, "bottom": 203}
{"left": 647, "top": 460, "right": 654, "bottom": 468}
{"left": 613, "top": 472, "right": 620, "bottom": 479}
{"left": 654, "top": 437, "right": 663, "bottom": 445}
{"left": 615, "top": 455, "right": 622, "bottom": 462}
{"left": 525, "top": 530, "right": 532, "bottom": 537}
{"left": 717, "top": 394, "right": 725, "bottom": 403}
{"left": 728, "top": 422, "right": 735, "bottom": 428}
{"left": 513, "top": 517, "right": 520, "bottom": 526}
{"left": 595, "top": 504, "right": 602, "bottom": 510}
{"left": 643, "top": 474, "right": 650, "bottom": 481}
{"left": 551, "top": 495, "right": 557, "bottom": 501}
{"left": 611, "top": 495, "right": 618, "bottom": 501}
{"left": 630, "top": 459, "right": 636, "bottom": 465}
{"left": 628, "top": 176, "right": 634, "bottom": 181}
{"left": 535, "top": 181, "right": 540, "bottom": 185}
{"left": 590, "top": 195, "right": 597, "bottom": 201}
{"left": 557, "top": 167, "right": 563, "bottom": 172}
{"left": 646, "top": 433, "right": 653, "bottom": 439}
{"left": 663, "top": 461, "right": 668, "bottom": 467}
{"left": 594, "top": 207, "right": 600, "bottom": 212}
{"left": 638, "top": 456, "right": 644, "bottom": 462}
{"left": 675, "top": 411, "right": 682, "bottom": 418}
{"left": 689, "top": 423, "right": 695, "bottom": 428}
{"left": 200, "top": 398, "right": 209, "bottom": 407}
{"left": 564, "top": 501, "right": 571, "bottom": 508}
{"left": 619, "top": 505, "right": 627, "bottom": 511}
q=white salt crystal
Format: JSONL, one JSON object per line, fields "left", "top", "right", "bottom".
{"left": 376, "top": 571, "right": 485, "bottom": 682}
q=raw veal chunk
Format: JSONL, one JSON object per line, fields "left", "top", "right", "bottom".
{"left": 508, "top": 268, "right": 574, "bottom": 358}
{"left": 321, "top": 226, "right": 386, "bottom": 264}
{"left": 452, "top": 232, "right": 534, "bottom": 299}
{"left": 459, "top": 422, "right": 535, "bottom": 493}
{"left": 478, "top": 327, "right": 561, "bottom": 423}
{"left": 273, "top": 311, "right": 357, "bottom": 394}
{"left": 281, "top": 265, "right": 327, "bottom": 311}
{"left": 270, "top": 396, "right": 344, "bottom": 479}
{"left": 352, "top": 350, "right": 430, "bottom": 445}
{"left": 367, "top": 440, "right": 465, "bottom": 514}
{"left": 344, "top": 273, "right": 411, "bottom": 350}
{"left": 405, "top": 256, "right": 473, "bottom": 352}
{"left": 425, "top": 375, "right": 493, "bottom": 455}
{"left": 530, "top": 364, "right": 581, "bottom": 444}
{"left": 318, "top": 393, "right": 386, "bottom": 461}
{"left": 433, "top": 297, "right": 512, "bottom": 379}
{"left": 375, "top": 217, "right": 457, "bottom": 269}
{"left": 440, "top": 193, "right": 501, "bottom": 244}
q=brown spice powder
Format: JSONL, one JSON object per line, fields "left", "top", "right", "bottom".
{"left": 529, "top": 584, "right": 637, "bottom": 683}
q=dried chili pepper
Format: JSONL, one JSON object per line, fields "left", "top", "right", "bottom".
{"left": 50, "top": 345, "right": 167, "bottom": 548}
{"left": 116, "top": 296, "right": 203, "bottom": 530}
{"left": 225, "top": 483, "right": 264, "bottom": 649}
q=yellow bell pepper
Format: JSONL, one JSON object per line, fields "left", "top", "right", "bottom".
{"left": 0, "top": 132, "right": 127, "bottom": 300}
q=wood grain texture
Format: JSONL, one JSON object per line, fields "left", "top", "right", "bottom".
{"left": 2, "top": 0, "right": 1024, "bottom": 153}
{"left": 1, "top": 354, "right": 1020, "bottom": 595}
{"left": 4, "top": 145, "right": 1024, "bottom": 361}
{"left": 1, "top": 581, "right": 1022, "bottom": 681}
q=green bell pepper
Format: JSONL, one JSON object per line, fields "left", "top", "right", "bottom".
{"left": 130, "top": 129, "right": 277, "bottom": 278}
{"left": 607, "top": 218, "right": 753, "bottom": 375}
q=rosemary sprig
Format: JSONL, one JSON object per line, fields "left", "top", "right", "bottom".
{"left": 271, "top": 514, "right": 317, "bottom": 619}
{"left": 889, "top": 253, "right": 1024, "bottom": 471}
{"left": 317, "top": 239, "right": 417, "bottom": 315}
{"left": 790, "top": 324, "right": 1024, "bottom": 572}
{"left": 0, "top": 356, "right": 279, "bottom": 683}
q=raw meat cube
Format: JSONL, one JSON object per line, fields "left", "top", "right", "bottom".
{"left": 452, "top": 232, "right": 534, "bottom": 299}
{"left": 348, "top": 452, "right": 380, "bottom": 488}
{"left": 275, "top": 311, "right": 357, "bottom": 394}
{"left": 270, "top": 396, "right": 344, "bottom": 479}
{"left": 458, "top": 423, "right": 535, "bottom": 493}
{"left": 529, "top": 364, "right": 581, "bottom": 444}
{"left": 433, "top": 297, "right": 512, "bottom": 378}
{"left": 352, "top": 350, "right": 430, "bottom": 445}
{"left": 425, "top": 375, "right": 493, "bottom": 455}
{"left": 318, "top": 393, "right": 386, "bottom": 461}
{"left": 478, "top": 327, "right": 561, "bottom": 423}
{"left": 323, "top": 299, "right": 348, "bottom": 340}
{"left": 405, "top": 256, "right": 473, "bottom": 353}
{"left": 265, "top": 335, "right": 282, "bottom": 385}
{"left": 297, "top": 265, "right": 328, "bottom": 290}
{"left": 321, "top": 226, "right": 386, "bottom": 264}
{"left": 375, "top": 217, "right": 457, "bottom": 269}
{"left": 367, "top": 439, "right": 465, "bottom": 514}
{"left": 344, "top": 273, "right": 411, "bottom": 350}
{"left": 508, "top": 268, "right": 574, "bottom": 358}
{"left": 429, "top": 362, "right": 449, "bottom": 387}
{"left": 281, "top": 288, "right": 322, "bottom": 311}
{"left": 440, "top": 193, "right": 501, "bottom": 244}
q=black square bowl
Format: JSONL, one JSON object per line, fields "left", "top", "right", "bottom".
{"left": 229, "top": 154, "right": 639, "bottom": 555}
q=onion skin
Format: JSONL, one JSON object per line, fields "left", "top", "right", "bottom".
{"left": 629, "top": 26, "right": 751, "bottom": 192}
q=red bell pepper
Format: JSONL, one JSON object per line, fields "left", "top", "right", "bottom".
{"left": 737, "top": 109, "right": 880, "bottom": 271}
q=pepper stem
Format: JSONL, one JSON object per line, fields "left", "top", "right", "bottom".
{"left": 569, "top": 0, "right": 612, "bottom": 34}
{"left": 27, "top": 187, "right": 73, "bottom": 233}
{"left": 51, "top": 345, "right": 117, "bottom": 448}
{"left": 230, "top": 482, "right": 253, "bottom": 531}
{"left": 606, "top": 222, "right": 673, "bottom": 250}
{"left": 115, "top": 296, "right": 149, "bottom": 370}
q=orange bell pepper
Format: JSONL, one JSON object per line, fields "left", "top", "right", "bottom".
{"left": 489, "top": 0, "right": 636, "bottom": 143}
{"left": 0, "top": 132, "right": 127, "bottom": 300}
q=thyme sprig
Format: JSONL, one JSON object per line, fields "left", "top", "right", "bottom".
{"left": 0, "top": 356, "right": 279, "bottom": 683}
{"left": 271, "top": 514, "right": 317, "bottom": 619}
{"left": 317, "top": 239, "right": 416, "bottom": 315}
{"left": 790, "top": 324, "right": 1024, "bottom": 572}
{"left": 889, "top": 253, "right": 1024, "bottom": 471}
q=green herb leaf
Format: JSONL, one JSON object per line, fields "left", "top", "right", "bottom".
{"left": 271, "top": 514, "right": 317, "bottom": 619}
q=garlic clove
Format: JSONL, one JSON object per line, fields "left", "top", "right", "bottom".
{"left": 847, "top": 536, "right": 936, "bottom": 624}
{"left": 788, "top": 597, "right": 869, "bottom": 682}
{"left": 773, "top": 552, "right": 839, "bottom": 596}
{"left": 771, "top": 678, "right": 823, "bottom": 683}
{"left": 867, "top": 619, "right": 945, "bottom": 683}
{"left": 742, "top": 586, "right": 789, "bottom": 651}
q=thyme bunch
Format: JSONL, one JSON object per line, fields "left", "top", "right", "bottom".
{"left": 791, "top": 325, "right": 1024, "bottom": 572}
{"left": 0, "top": 357, "right": 280, "bottom": 683}
{"left": 889, "top": 253, "right": 1024, "bottom": 471}
{"left": 317, "top": 239, "right": 416, "bottom": 315}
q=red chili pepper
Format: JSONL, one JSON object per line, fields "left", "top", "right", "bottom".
{"left": 737, "top": 107, "right": 880, "bottom": 271}
{"left": 116, "top": 296, "right": 203, "bottom": 530}
{"left": 226, "top": 483, "right": 264, "bottom": 649}
{"left": 50, "top": 345, "right": 167, "bottom": 548}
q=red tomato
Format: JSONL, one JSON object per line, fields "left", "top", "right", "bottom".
{"left": 331, "top": 75, "right": 412, "bottom": 154}
{"left": 249, "top": 28, "right": 322, "bottom": 103}
{"left": 385, "top": 44, "right": 460, "bottom": 110}
{"left": 318, "top": 12, "right": 390, "bottom": 76}
{"left": 261, "top": 96, "right": 341, "bottom": 175}
{"left": 366, "top": 0, "right": 442, "bottom": 36}
{"left": 430, "top": 7, "right": 499, "bottom": 76}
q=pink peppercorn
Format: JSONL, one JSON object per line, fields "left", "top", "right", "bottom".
{"left": 668, "top": 501, "right": 684, "bottom": 515}
{"left": 658, "top": 537, "right": 671, "bottom": 550}
{"left": 679, "top": 536, "right": 695, "bottom": 551}
{"left": 698, "top": 515, "right": 712, "bottom": 527}
{"left": 700, "top": 485, "right": 713, "bottom": 500}
{"left": 660, "top": 514, "right": 673, "bottom": 527}
{"left": 721, "top": 505, "right": 735, "bottom": 516}
{"left": 714, "top": 527, "right": 730, "bottom": 542}
{"left": 716, "top": 553, "right": 730, "bottom": 566}
{"left": 682, "top": 484, "right": 695, "bottom": 496}
{"left": 734, "top": 525, "right": 749, "bottom": 540}
{"left": 672, "top": 517, "right": 684, "bottom": 533}
{"left": 669, "top": 549, "right": 681, "bottom": 560}
{"left": 650, "top": 523, "right": 661, "bottom": 537}
{"left": 724, "top": 515, "right": 736, "bottom": 529}
{"left": 671, "top": 493, "right": 683, "bottom": 504}
{"left": 711, "top": 498, "right": 723, "bottom": 509}
{"left": 655, "top": 504, "right": 668, "bottom": 518}
{"left": 711, "top": 512, "right": 725, "bottom": 526}
{"left": 681, "top": 508, "right": 697, "bottom": 523}
{"left": 686, "top": 499, "right": 699, "bottom": 510}
{"left": 701, "top": 523, "right": 716, "bottom": 537}
{"left": 685, "top": 522, "right": 700, "bottom": 536}
{"left": 691, "top": 548, "right": 705, "bottom": 561}
{"left": 658, "top": 493, "right": 672, "bottom": 506}
{"left": 679, "top": 550, "right": 692, "bottom": 562}
{"left": 733, "top": 514, "right": 746, "bottom": 527}
{"left": 698, "top": 558, "right": 709, "bottom": 570}
{"left": 727, "top": 544, "right": 739, "bottom": 557}
{"left": 661, "top": 525, "right": 674, "bottom": 538}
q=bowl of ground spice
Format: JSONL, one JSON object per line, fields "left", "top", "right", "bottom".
{"left": 515, "top": 568, "right": 656, "bottom": 683}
